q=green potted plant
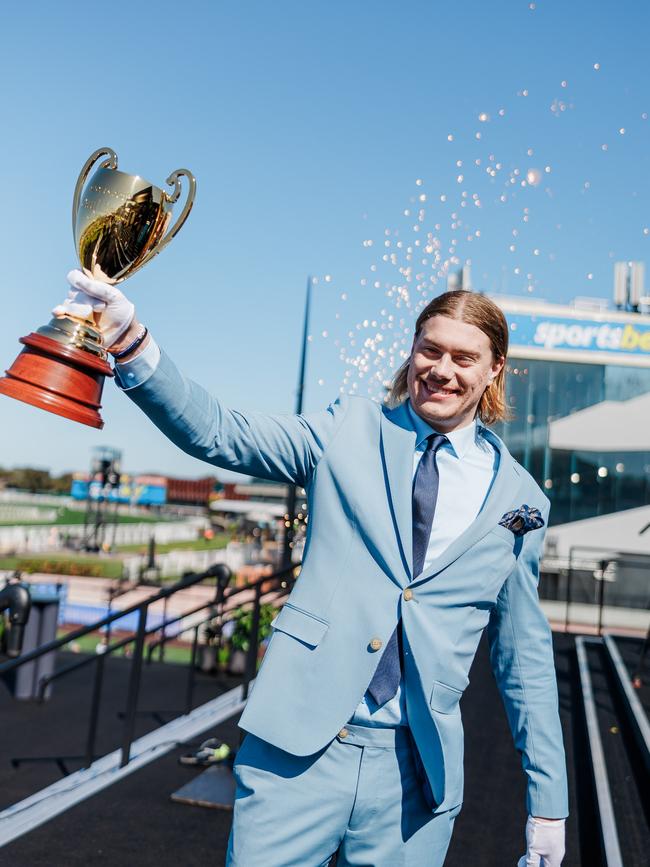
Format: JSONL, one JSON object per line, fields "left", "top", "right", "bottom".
{"left": 228, "top": 604, "right": 277, "bottom": 674}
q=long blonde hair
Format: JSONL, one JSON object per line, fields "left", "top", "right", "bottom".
{"left": 386, "top": 290, "right": 513, "bottom": 424}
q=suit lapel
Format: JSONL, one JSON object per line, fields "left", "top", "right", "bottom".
{"left": 411, "top": 426, "right": 523, "bottom": 586}
{"left": 380, "top": 403, "right": 416, "bottom": 584}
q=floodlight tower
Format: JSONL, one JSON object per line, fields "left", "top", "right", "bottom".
{"left": 81, "top": 446, "right": 123, "bottom": 552}
{"left": 614, "top": 261, "right": 646, "bottom": 312}
{"left": 446, "top": 263, "right": 472, "bottom": 292}
{"left": 630, "top": 262, "right": 645, "bottom": 312}
{"left": 614, "top": 261, "right": 629, "bottom": 309}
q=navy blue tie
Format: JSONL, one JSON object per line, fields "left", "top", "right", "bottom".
{"left": 367, "top": 432, "right": 447, "bottom": 706}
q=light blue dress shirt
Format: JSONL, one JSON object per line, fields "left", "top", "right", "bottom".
{"left": 114, "top": 337, "right": 161, "bottom": 389}
{"left": 116, "top": 340, "right": 499, "bottom": 728}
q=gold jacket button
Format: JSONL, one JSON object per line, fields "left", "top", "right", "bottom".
{"left": 370, "top": 638, "right": 383, "bottom": 651}
{"left": 339, "top": 727, "right": 349, "bottom": 739}
{"left": 403, "top": 588, "right": 413, "bottom": 601}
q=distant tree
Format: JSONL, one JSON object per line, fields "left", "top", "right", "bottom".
{"left": 9, "top": 468, "right": 52, "bottom": 492}
{"left": 0, "top": 467, "right": 88, "bottom": 495}
{"left": 51, "top": 473, "right": 73, "bottom": 494}
{"left": 4, "top": 468, "right": 60, "bottom": 492}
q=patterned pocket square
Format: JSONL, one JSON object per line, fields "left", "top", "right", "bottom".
{"left": 498, "top": 504, "right": 545, "bottom": 536}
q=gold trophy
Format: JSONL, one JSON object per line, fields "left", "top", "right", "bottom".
{"left": 0, "top": 147, "right": 195, "bottom": 428}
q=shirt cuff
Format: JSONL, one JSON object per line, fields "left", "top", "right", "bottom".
{"left": 114, "top": 336, "right": 161, "bottom": 390}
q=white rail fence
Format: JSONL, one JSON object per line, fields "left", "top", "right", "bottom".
{"left": 0, "top": 518, "right": 209, "bottom": 555}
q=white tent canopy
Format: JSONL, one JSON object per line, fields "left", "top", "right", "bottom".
{"left": 549, "top": 390, "right": 650, "bottom": 452}
{"left": 544, "top": 504, "right": 650, "bottom": 560}
{"left": 210, "top": 499, "right": 285, "bottom": 520}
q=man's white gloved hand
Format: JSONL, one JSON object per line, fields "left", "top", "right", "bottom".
{"left": 517, "top": 816, "right": 566, "bottom": 867}
{"left": 53, "top": 270, "right": 135, "bottom": 349}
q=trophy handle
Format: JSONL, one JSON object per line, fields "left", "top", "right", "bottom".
{"left": 72, "top": 147, "right": 118, "bottom": 236}
{"left": 140, "top": 168, "right": 196, "bottom": 267}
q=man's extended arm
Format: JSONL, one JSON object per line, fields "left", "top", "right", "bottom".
{"left": 56, "top": 271, "right": 347, "bottom": 487}
{"left": 119, "top": 342, "right": 346, "bottom": 486}
{"left": 486, "top": 499, "right": 569, "bottom": 820}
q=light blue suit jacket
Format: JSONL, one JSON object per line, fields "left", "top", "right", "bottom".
{"left": 122, "top": 351, "right": 569, "bottom": 818}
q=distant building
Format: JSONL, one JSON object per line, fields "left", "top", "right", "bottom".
{"left": 490, "top": 295, "right": 650, "bottom": 524}
{"left": 220, "top": 480, "right": 297, "bottom": 503}
{"left": 70, "top": 473, "right": 218, "bottom": 507}
{"left": 165, "top": 475, "right": 217, "bottom": 506}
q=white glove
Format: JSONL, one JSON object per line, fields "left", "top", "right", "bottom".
{"left": 53, "top": 270, "right": 135, "bottom": 348}
{"left": 517, "top": 816, "right": 566, "bottom": 867}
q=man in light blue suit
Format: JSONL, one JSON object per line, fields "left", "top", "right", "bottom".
{"left": 57, "top": 272, "right": 568, "bottom": 866}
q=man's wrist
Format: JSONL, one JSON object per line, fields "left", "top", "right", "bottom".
{"left": 530, "top": 816, "right": 566, "bottom": 825}
{"left": 108, "top": 321, "right": 150, "bottom": 361}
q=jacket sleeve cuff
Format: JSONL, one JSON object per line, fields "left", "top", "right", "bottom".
{"left": 527, "top": 786, "right": 569, "bottom": 819}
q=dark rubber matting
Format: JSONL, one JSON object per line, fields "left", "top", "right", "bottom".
{"left": 1, "top": 634, "right": 592, "bottom": 866}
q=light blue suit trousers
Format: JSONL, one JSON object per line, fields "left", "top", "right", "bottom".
{"left": 227, "top": 726, "right": 460, "bottom": 866}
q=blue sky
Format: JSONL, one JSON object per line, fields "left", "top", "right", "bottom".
{"left": 0, "top": 0, "right": 648, "bottom": 478}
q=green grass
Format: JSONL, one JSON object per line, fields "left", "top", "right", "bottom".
{"left": 57, "top": 628, "right": 194, "bottom": 664}
{"left": 115, "top": 534, "right": 229, "bottom": 554}
{"left": 0, "top": 507, "right": 167, "bottom": 527}
{"left": 151, "top": 644, "right": 194, "bottom": 664}
{"left": 57, "top": 630, "right": 111, "bottom": 654}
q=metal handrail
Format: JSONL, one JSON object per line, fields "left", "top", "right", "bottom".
{"left": 144, "top": 567, "right": 296, "bottom": 717}
{"left": 145, "top": 568, "right": 295, "bottom": 662}
{"left": 576, "top": 637, "right": 624, "bottom": 867}
{"left": 563, "top": 545, "right": 650, "bottom": 635}
{"left": 2, "top": 560, "right": 299, "bottom": 772}
{"left": 0, "top": 564, "right": 228, "bottom": 677}
{"left": 602, "top": 634, "right": 650, "bottom": 778}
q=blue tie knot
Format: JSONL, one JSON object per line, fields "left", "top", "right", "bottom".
{"left": 426, "top": 432, "right": 448, "bottom": 452}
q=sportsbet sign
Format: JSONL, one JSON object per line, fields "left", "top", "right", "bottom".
{"left": 533, "top": 320, "right": 650, "bottom": 351}
{"left": 503, "top": 310, "right": 650, "bottom": 366}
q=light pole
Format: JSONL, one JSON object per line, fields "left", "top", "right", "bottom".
{"left": 281, "top": 276, "right": 313, "bottom": 570}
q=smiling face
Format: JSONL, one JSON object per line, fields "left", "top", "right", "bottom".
{"left": 406, "top": 314, "right": 505, "bottom": 432}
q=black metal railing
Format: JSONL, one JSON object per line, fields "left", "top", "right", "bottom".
{"left": 146, "top": 564, "right": 297, "bottom": 709}
{"left": 0, "top": 560, "right": 299, "bottom": 774}
{"left": 540, "top": 544, "right": 650, "bottom": 634}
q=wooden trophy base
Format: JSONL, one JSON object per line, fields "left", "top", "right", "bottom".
{"left": 0, "top": 332, "right": 114, "bottom": 429}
